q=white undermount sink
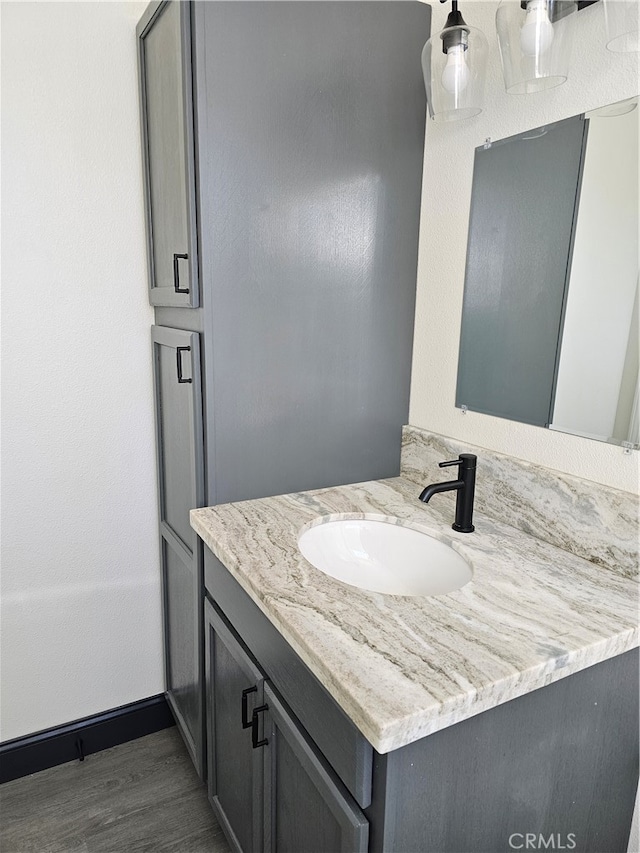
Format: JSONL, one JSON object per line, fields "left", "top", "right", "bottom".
{"left": 297, "top": 516, "right": 473, "bottom": 597}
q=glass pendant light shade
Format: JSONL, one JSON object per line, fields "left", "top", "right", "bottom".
{"left": 496, "top": 0, "right": 578, "bottom": 94}
{"left": 603, "top": 0, "right": 639, "bottom": 52}
{"left": 422, "top": 4, "right": 488, "bottom": 122}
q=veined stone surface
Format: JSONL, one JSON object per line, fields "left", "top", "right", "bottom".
{"left": 401, "top": 426, "right": 639, "bottom": 578}
{"left": 191, "top": 474, "right": 638, "bottom": 754}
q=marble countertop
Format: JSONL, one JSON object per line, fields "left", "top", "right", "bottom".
{"left": 191, "top": 476, "right": 638, "bottom": 754}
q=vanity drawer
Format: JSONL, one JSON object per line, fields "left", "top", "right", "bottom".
{"left": 204, "top": 547, "right": 373, "bottom": 809}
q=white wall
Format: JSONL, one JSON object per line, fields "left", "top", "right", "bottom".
{"left": 1, "top": 1, "right": 163, "bottom": 741}
{"left": 410, "top": 1, "right": 639, "bottom": 492}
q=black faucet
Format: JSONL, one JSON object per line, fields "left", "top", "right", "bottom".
{"left": 418, "top": 453, "right": 477, "bottom": 533}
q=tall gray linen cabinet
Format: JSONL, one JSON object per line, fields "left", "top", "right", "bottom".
{"left": 137, "top": 0, "right": 431, "bottom": 777}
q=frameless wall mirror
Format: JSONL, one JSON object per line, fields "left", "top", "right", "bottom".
{"left": 456, "top": 96, "right": 639, "bottom": 447}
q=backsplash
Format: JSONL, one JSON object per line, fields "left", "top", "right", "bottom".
{"left": 401, "top": 426, "right": 639, "bottom": 579}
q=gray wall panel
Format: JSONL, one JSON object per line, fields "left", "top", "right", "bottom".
{"left": 193, "top": 2, "right": 431, "bottom": 504}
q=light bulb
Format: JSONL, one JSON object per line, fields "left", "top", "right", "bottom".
{"left": 520, "top": 0, "right": 555, "bottom": 56}
{"left": 441, "top": 45, "right": 470, "bottom": 94}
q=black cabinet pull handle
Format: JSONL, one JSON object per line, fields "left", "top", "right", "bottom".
{"left": 173, "top": 253, "right": 189, "bottom": 294}
{"left": 251, "top": 704, "right": 268, "bottom": 749}
{"left": 241, "top": 686, "right": 257, "bottom": 729}
{"left": 176, "top": 346, "right": 192, "bottom": 384}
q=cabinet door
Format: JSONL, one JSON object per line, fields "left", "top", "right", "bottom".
{"left": 152, "top": 326, "right": 204, "bottom": 775}
{"left": 262, "top": 684, "right": 369, "bottom": 853}
{"left": 137, "top": 1, "right": 198, "bottom": 307}
{"left": 205, "top": 599, "right": 264, "bottom": 853}
{"left": 151, "top": 326, "right": 204, "bottom": 553}
{"left": 162, "top": 534, "right": 203, "bottom": 776}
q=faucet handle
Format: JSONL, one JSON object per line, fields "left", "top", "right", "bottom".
{"left": 439, "top": 458, "right": 461, "bottom": 469}
{"left": 439, "top": 453, "right": 477, "bottom": 469}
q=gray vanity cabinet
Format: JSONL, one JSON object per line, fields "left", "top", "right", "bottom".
{"left": 137, "top": 1, "right": 198, "bottom": 307}
{"left": 204, "top": 593, "right": 369, "bottom": 853}
{"left": 203, "top": 546, "right": 639, "bottom": 853}
{"left": 151, "top": 326, "right": 204, "bottom": 774}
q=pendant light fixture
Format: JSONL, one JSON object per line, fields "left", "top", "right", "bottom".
{"left": 603, "top": 0, "right": 639, "bottom": 52}
{"left": 422, "top": 0, "right": 488, "bottom": 122}
{"left": 496, "top": 0, "right": 578, "bottom": 94}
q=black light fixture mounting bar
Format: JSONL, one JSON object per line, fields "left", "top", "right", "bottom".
{"left": 440, "top": 0, "right": 470, "bottom": 54}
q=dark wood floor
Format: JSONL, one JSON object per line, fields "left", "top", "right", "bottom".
{"left": 0, "top": 727, "right": 231, "bottom": 853}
